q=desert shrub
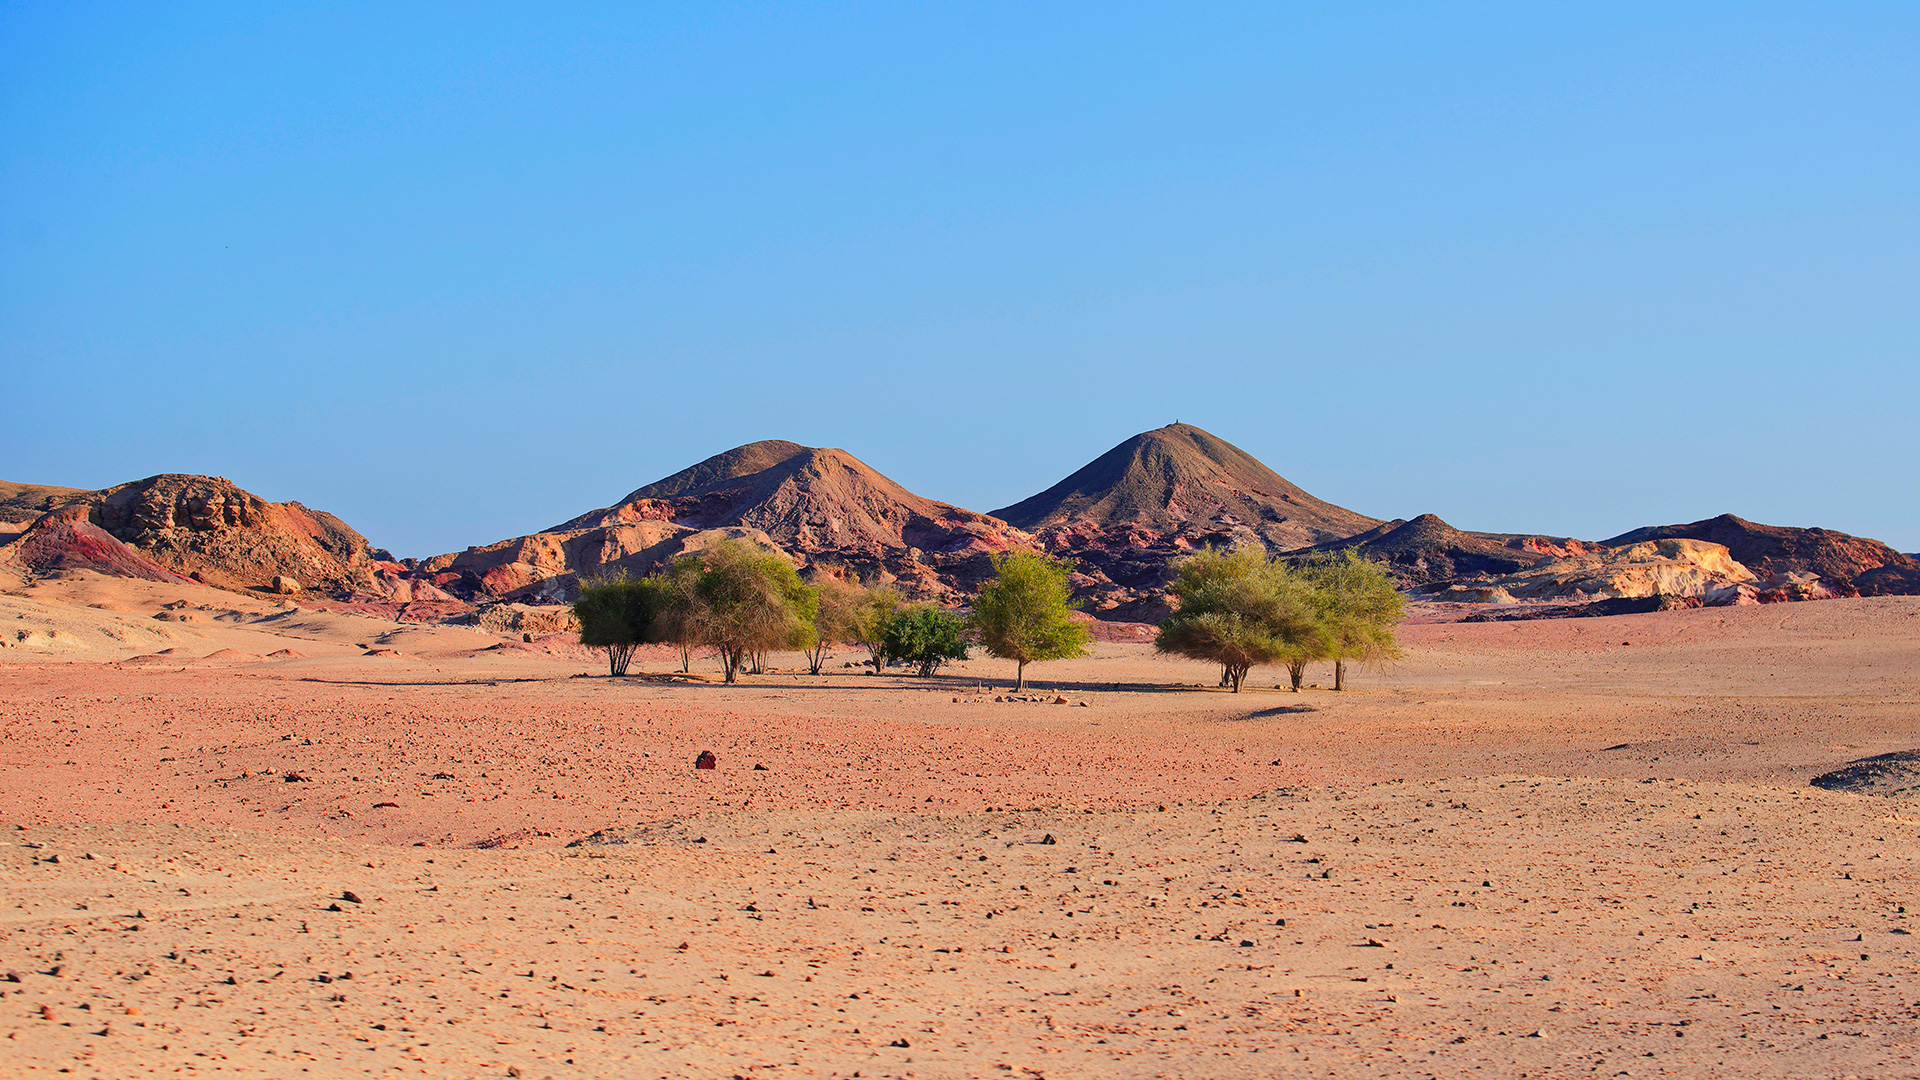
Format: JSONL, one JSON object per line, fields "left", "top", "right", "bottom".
{"left": 573, "top": 573, "right": 664, "bottom": 676}
{"left": 881, "top": 604, "right": 970, "bottom": 677}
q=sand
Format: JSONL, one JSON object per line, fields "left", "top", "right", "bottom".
{"left": 1, "top": 572, "right": 1917, "bottom": 1077}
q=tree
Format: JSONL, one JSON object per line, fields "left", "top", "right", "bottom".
{"left": 881, "top": 604, "right": 970, "bottom": 677}
{"left": 1297, "top": 548, "right": 1405, "bottom": 691}
{"left": 572, "top": 573, "right": 664, "bottom": 676}
{"left": 807, "top": 576, "right": 864, "bottom": 675}
{"left": 693, "top": 539, "right": 818, "bottom": 683}
{"left": 1155, "top": 547, "right": 1324, "bottom": 692}
{"left": 970, "top": 550, "right": 1091, "bottom": 691}
{"left": 654, "top": 553, "right": 706, "bottom": 673}
{"left": 849, "top": 581, "right": 902, "bottom": 675}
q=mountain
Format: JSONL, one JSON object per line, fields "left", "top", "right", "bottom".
{"left": 422, "top": 441, "right": 1030, "bottom": 604}
{"left": 1602, "top": 514, "right": 1918, "bottom": 595}
{"left": 991, "top": 423, "right": 1381, "bottom": 619}
{"left": 0, "top": 474, "right": 383, "bottom": 596}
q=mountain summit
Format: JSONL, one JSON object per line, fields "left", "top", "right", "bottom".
{"left": 991, "top": 424, "right": 1380, "bottom": 619}
{"left": 425, "top": 440, "right": 1027, "bottom": 604}
{"left": 994, "top": 423, "right": 1379, "bottom": 549}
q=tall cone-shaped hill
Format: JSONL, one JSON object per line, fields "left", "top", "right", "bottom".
{"left": 994, "top": 423, "right": 1380, "bottom": 550}
{"left": 990, "top": 424, "right": 1380, "bottom": 621}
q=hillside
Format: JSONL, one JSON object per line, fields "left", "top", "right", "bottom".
{"left": 1603, "top": 514, "right": 1918, "bottom": 594}
{"left": 426, "top": 441, "right": 1030, "bottom": 604}
{"left": 991, "top": 424, "right": 1380, "bottom": 619}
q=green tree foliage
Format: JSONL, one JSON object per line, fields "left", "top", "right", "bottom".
{"left": 880, "top": 604, "right": 970, "bottom": 677}
{"left": 572, "top": 573, "right": 664, "bottom": 676}
{"left": 692, "top": 539, "right": 818, "bottom": 683}
{"left": 848, "top": 581, "right": 902, "bottom": 675}
{"left": 654, "top": 553, "right": 706, "bottom": 673}
{"left": 1155, "top": 547, "right": 1324, "bottom": 692}
{"left": 969, "top": 550, "right": 1091, "bottom": 691}
{"left": 1297, "top": 548, "right": 1406, "bottom": 691}
{"left": 807, "top": 575, "right": 864, "bottom": 675}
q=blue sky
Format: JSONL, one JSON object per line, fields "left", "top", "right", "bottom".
{"left": 4, "top": 3, "right": 1915, "bottom": 556}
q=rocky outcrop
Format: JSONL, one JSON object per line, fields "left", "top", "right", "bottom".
{"left": 78, "top": 475, "right": 381, "bottom": 595}
{"left": 1292, "top": 514, "right": 1549, "bottom": 588}
{"left": 1602, "top": 514, "right": 1918, "bottom": 594}
{"left": 0, "top": 506, "right": 192, "bottom": 583}
{"left": 992, "top": 424, "right": 1381, "bottom": 620}
{"left": 0, "top": 481, "right": 92, "bottom": 524}
{"left": 423, "top": 441, "right": 1033, "bottom": 605}
{"left": 1425, "top": 538, "right": 1755, "bottom": 604}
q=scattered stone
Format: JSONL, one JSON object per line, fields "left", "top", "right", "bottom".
{"left": 694, "top": 750, "right": 718, "bottom": 770}
{"left": 341, "top": 891, "right": 363, "bottom": 904}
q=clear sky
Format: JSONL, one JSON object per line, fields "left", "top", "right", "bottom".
{"left": 4, "top": 3, "right": 1916, "bottom": 556}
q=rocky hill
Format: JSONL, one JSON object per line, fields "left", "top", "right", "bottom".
{"left": 423, "top": 441, "right": 1031, "bottom": 604}
{"left": 1292, "top": 514, "right": 1556, "bottom": 588}
{"left": 1, "top": 506, "right": 192, "bottom": 583}
{"left": 992, "top": 423, "right": 1380, "bottom": 619}
{"left": 0, "top": 474, "right": 383, "bottom": 596}
{"left": 0, "top": 481, "right": 91, "bottom": 524}
{"left": 1603, "top": 514, "right": 1918, "bottom": 596}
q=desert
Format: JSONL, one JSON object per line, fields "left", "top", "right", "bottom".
{"left": 2, "top": 561, "right": 1917, "bottom": 1077}
{"left": 11, "top": 8, "right": 1919, "bottom": 1077}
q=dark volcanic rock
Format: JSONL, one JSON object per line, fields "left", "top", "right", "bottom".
{"left": 1810, "top": 750, "right": 1920, "bottom": 797}
{"left": 1603, "top": 514, "right": 1915, "bottom": 593}
{"left": 1293, "top": 514, "right": 1548, "bottom": 589}
{"left": 1457, "top": 595, "right": 1698, "bottom": 622}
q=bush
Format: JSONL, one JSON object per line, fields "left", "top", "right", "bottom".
{"left": 573, "top": 574, "right": 664, "bottom": 676}
{"left": 881, "top": 604, "right": 970, "bottom": 677}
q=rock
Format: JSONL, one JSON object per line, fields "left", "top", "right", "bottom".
{"left": 694, "top": 750, "right": 717, "bottom": 770}
{"left": 271, "top": 575, "right": 303, "bottom": 594}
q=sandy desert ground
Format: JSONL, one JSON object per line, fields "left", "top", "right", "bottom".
{"left": 1, "top": 571, "right": 1917, "bottom": 1078}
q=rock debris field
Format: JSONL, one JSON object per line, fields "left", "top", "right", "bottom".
{"left": 1, "top": 577, "right": 1918, "bottom": 1078}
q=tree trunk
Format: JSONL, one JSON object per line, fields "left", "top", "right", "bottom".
{"left": 1219, "top": 664, "right": 1232, "bottom": 688}
{"left": 1015, "top": 660, "right": 1026, "bottom": 692}
{"left": 1229, "top": 664, "right": 1247, "bottom": 693}
{"left": 678, "top": 644, "right": 691, "bottom": 673}
{"left": 721, "top": 646, "right": 740, "bottom": 684}
{"left": 1334, "top": 658, "right": 1346, "bottom": 692}
{"left": 1287, "top": 659, "right": 1307, "bottom": 692}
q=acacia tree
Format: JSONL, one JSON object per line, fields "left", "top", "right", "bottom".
{"left": 881, "top": 604, "right": 970, "bottom": 677}
{"left": 694, "top": 539, "right": 818, "bottom": 683}
{"left": 1155, "top": 547, "right": 1323, "bottom": 692}
{"left": 853, "top": 582, "right": 902, "bottom": 674}
{"left": 572, "top": 573, "right": 663, "bottom": 676}
{"left": 807, "top": 576, "right": 863, "bottom": 675}
{"left": 1298, "top": 548, "right": 1405, "bottom": 691}
{"left": 970, "top": 550, "right": 1091, "bottom": 691}
{"left": 654, "top": 554, "right": 706, "bottom": 673}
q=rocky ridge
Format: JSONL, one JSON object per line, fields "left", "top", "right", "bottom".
{"left": 421, "top": 441, "right": 1031, "bottom": 605}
